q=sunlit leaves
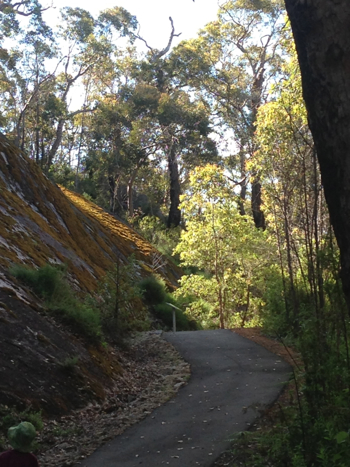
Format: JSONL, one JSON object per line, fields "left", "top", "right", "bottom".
{"left": 175, "top": 164, "right": 266, "bottom": 327}
{"left": 98, "top": 7, "right": 138, "bottom": 39}
{"left": 60, "top": 7, "right": 95, "bottom": 43}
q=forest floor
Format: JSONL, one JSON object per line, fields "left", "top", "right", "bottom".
{"left": 34, "top": 332, "right": 190, "bottom": 467}
{"left": 212, "top": 328, "right": 301, "bottom": 467}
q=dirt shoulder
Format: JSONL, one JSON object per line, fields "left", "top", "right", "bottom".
{"left": 232, "top": 327, "right": 301, "bottom": 368}
{"left": 24, "top": 332, "right": 190, "bottom": 467}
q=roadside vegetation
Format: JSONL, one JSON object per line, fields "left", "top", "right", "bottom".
{"left": 10, "top": 261, "right": 194, "bottom": 345}
{"left": 10, "top": 263, "right": 103, "bottom": 342}
{"left": 0, "top": 406, "right": 43, "bottom": 452}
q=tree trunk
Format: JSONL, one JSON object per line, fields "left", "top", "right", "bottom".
{"left": 238, "top": 151, "right": 247, "bottom": 216}
{"left": 251, "top": 178, "right": 266, "bottom": 229}
{"left": 127, "top": 169, "right": 138, "bottom": 218}
{"left": 35, "top": 66, "right": 40, "bottom": 164}
{"left": 109, "top": 175, "right": 117, "bottom": 213}
{"left": 167, "top": 144, "right": 181, "bottom": 228}
{"left": 46, "top": 118, "right": 64, "bottom": 172}
{"left": 250, "top": 67, "right": 266, "bottom": 229}
{"left": 284, "top": 0, "right": 350, "bottom": 312}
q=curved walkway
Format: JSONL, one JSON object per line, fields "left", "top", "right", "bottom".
{"left": 80, "top": 330, "right": 291, "bottom": 467}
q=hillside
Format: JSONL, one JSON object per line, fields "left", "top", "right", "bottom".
{"left": 0, "top": 134, "right": 182, "bottom": 415}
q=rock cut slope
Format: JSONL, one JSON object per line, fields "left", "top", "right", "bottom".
{"left": 0, "top": 134, "right": 180, "bottom": 292}
{"left": 0, "top": 134, "right": 181, "bottom": 414}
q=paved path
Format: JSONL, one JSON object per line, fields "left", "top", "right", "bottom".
{"left": 80, "top": 330, "right": 291, "bottom": 467}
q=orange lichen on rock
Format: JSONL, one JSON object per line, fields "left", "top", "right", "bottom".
{"left": 0, "top": 135, "right": 182, "bottom": 293}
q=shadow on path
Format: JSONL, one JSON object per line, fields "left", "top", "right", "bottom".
{"left": 79, "top": 330, "right": 291, "bottom": 467}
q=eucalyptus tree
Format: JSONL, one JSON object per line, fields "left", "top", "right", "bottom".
{"left": 83, "top": 84, "right": 163, "bottom": 214}
{"left": 170, "top": 0, "right": 285, "bottom": 228}
{"left": 83, "top": 70, "right": 217, "bottom": 221}
{"left": 81, "top": 15, "right": 217, "bottom": 224}
{"left": 143, "top": 82, "right": 217, "bottom": 227}
{"left": 40, "top": 6, "right": 117, "bottom": 172}
{"left": 0, "top": 0, "right": 49, "bottom": 44}
{"left": 0, "top": 3, "right": 139, "bottom": 174}
{"left": 0, "top": 0, "right": 47, "bottom": 17}
{"left": 127, "top": 21, "right": 218, "bottom": 227}
{"left": 47, "top": 7, "right": 140, "bottom": 186}
{"left": 0, "top": 0, "right": 55, "bottom": 148}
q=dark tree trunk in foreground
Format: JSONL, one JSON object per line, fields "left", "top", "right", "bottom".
{"left": 284, "top": 0, "right": 350, "bottom": 311}
{"left": 167, "top": 145, "right": 181, "bottom": 228}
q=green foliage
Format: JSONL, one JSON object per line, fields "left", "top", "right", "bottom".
{"left": 48, "top": 162, "right": 76, "bottom": 189}
{"left": 51, "top": 425, "right": 83, "bottom": 438}
{"left": 11, "top": 264, "right": 102, "bottom": 342}
{"left": 88, "top": 257, "right": 149, "bottom": 340}
{"left": 0, "top": 405, "right": 43, "bottom": 452}
{"left": 250, "top": 43, "right": 350, "bottom": 462}
{"left": 98, "top": 6, "right": 138, "bottom": 37}
{"left": 138, "top": 275, "right": 168, "bottom": 306}
{"left": 258, "top": 265, "right": 292, "bottom": 336}
{"left": 225, "top": 425, "right": 306, "bottom": 467}
{"left": 52, "top": 301, "right": 101, "bottom": 341}
{"left": 174, "top": 164, "right": 266, "bottom": 328}
{"left": 21, "top": 411, "right": 44, "bottom": 432}
{"left": 153, "top": 301, "right": 192, "bottom": 331}
{"left": 10, "top": 263, "right": 64, "bottom": 300}
{"left": 174, "top": 274, "right": 217, "bottom": 328}
{"left": 59, "top": 356, "right": 79, "bottom": 372}
{"left": 135, "top": 216, "right": 181, "bottom": 262}
{"left": 0, "top": 405, "right": 43, "bottom": 436}
{"left": 242, "top": 318, "right": 350, "bottom": 467}
{"left": 138, "top": 274, "right": 194, "bottom": 331}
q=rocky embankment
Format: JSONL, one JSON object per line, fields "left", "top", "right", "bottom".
{"left": 0, "top": 134, "right": 183, "bottom": 413}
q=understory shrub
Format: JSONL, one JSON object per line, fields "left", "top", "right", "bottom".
{"left": 257, "top": 262, "right": 350, "bottom": 466}
{"left": 88, "top": 257, "right": 150, "bottom": 341}
{"left": 138, "top": 275, "right": 196, "bottom": 330}
{"left": 0, "top": 405, "right": 43, "bottom": 452}
{"left": 138, "top": 275, "right": 167, "bottom": 306}
{"left": 10, "top": 264, "right": 102, "bottom": 342}
{"left": 10, "top": 263, "right": 64, "bottom": 300}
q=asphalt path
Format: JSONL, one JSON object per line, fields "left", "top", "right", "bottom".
{"left": 80, "top": 330, "right": 291, "bottom": 467}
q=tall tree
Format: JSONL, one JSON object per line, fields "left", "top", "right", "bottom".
{"left": 131, "top": 18, "right": 216, "bottom": 227}
{"left": 170, "top": 0, "right": 285, "bottom": 228}
{"left": 284, "top": 0, "right": 350, "bottom": 312}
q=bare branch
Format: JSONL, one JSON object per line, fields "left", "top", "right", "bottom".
{"left": 68, "top": 106, "right": 95, "bottom": 118}
{"left": 133, "top": 29, "right": 153, "bottom": 52}
{"left": 0, "top": 0, "right": 51, "bottom": 17}
{"left": 225, "top": 173, "right": 249, "bottom": 187}
{"left": 18, "top": 74, "right": 54, "bottom": 118}
{"left": 153, "top": 17, "right": 181, "bottom": 60}
{"left": 133, "top": 16, "right": 181, "bottom": 61}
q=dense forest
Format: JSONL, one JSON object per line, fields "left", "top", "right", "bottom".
{"left": 2, "top": 0, "right": 350, "bottom": 465}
